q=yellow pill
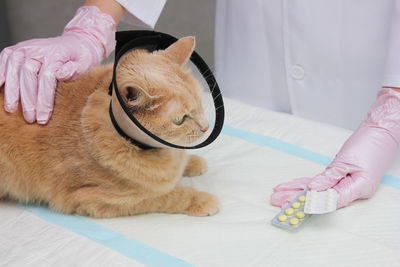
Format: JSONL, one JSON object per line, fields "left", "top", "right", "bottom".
{"left": 292, "top": 202, "right": 301, "bottom": 209}
{"left": 285, "top": 208, "right": 294, "bottom": 216}
{"left": 296, "top": 212, "right": 305, "bottom": 219}
{"left": 278, "top": 215, "right": 287, "bottom": 222}
{"left": 290, "top": 218, "right": 299, "bottom": 225}
{"left": 298, "top": 196, "right": 306, "bottom": 203}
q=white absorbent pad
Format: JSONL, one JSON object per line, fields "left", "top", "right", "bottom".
{"left": 1, "top": 97, "right": 399, "bottom": 267}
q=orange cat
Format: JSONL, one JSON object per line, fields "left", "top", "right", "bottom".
{"left": 0, "top": 37, "right": 219, "bottom": 218}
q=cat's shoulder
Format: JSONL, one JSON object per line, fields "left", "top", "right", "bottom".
{"left": 72, "top": 64, "right": 113, "bottom": 86}
{"left": 57, "top": 64, "right": 113, "bottom": 96}
{"left": 85, "top": 64, "right": 114, "bottom": 79}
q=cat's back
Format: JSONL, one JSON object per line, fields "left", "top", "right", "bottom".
{"left": 0, "top": 65, "right": 114, "bottom": 203}
{"left": 0, "top": 65, "right": 112, "bottom": 172}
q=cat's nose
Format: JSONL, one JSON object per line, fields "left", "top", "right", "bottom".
{"left": 200, "top": 123, "right": 209, "bottom": 132}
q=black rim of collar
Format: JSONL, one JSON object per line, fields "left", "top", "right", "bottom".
{"left": 108, "top": 30, "right": 224, "bottom": 150}
{"left": 108, "top": 104, "right": 154, "bottom": 149}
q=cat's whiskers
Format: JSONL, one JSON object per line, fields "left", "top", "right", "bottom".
{"left": 210, "top": 81, "right": 217, "bottom": 95}
{"left": 202, "top": 73, "right": 215, "bottom": 82}
{"left": 201, "top": 68, "right": 213, "bottom": 77}
{"left": 213, "top": 91, "right": 222, "bottom": 101}
{"left": 186, "top": 132, "right": 201, "bottom": 143}
{"left": 215, "top": 105, "right": 224, "bottom": 111}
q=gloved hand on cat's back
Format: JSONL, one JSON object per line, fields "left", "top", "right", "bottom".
{"left": 270, "top": 87, "right": 400, "bottom": 209}
{"left": 0, "top": 6, "right": 116, "bottom": 124}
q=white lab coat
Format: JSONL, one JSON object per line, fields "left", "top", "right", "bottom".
{"left": 215, "top": 0, "right": 400, "bottom": 129}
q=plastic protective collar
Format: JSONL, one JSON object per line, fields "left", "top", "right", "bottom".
{"left": 108, "top": 30, "right": 224, "bottom": 149}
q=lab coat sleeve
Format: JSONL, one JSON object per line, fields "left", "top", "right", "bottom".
{"left": 114, "top": 0, "right": 166, "bottom": 28}
{"left": 383, "top": 0, "right": 400, "bottom": 87}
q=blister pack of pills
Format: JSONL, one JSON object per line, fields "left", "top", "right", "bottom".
{"left": 271, "top": 189, "right": 338, "bottom": 231}
{"left": 271, "top": 191, "right": 309, "bottom": 230}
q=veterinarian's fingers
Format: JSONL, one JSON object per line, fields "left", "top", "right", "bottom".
{"left": 36, "top": 61, "right": 62, "bottom": 124}
{"left": 19, "top": 59, "right": 42, "bottom": 123}
{"left": 270, "top": 190, "right": 301, "bottom": 208}
{"left": 56, "top": 55, "right": 93, "bottom": 82}
{"left": 333, "top": 174, "right": 376, "bottom": 208}
{"left": 273, "top": 177, "right": 312, "bottom": 192}
{"left": 0, "top": 47, "right": 14, "bottom": 87}
{"left": 308, "top": 168, "right": 347, "bottom": 191}
{"left": 4, "top": 49, "right": 25, "bottom": 113}
{"left": 55, "top": 61, "right": 80, "bottom": 81}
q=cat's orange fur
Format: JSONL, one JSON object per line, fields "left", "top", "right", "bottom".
{"left": 0, "top": 37, "right": 219, "bottom": 218}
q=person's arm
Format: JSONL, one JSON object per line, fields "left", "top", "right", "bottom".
{"left": 271, "top": 86, "right": 400, "bottom": 208}
{"left": 0, "top": 1, "right": 122, "bottom": 124}
{"left": 84, "top": 0, "right": 125, "bottom": 23}
{"left": 271, "top": 1, "right": 400, "bottom": 209}
{"left": 113, "top": 0, "right": 166, "bottom": 28}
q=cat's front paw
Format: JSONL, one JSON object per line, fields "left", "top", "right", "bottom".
{"left": 186, "top": 192, "right": 219, "bottom": 216}
{"left": 183, "top": 155, "right": 208, "bottom": 177}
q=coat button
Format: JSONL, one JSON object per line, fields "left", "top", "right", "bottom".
{"left": 290, "top": 65, "right": 305, "bottom": 80}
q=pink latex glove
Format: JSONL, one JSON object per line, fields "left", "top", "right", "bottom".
{"left": 271, "top": 88, "right": 400, "bottom": 209}
{"left": 0, "top": 6, "right": 116, "bottom": 124}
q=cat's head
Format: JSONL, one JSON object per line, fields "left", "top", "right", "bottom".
{"left": 115, "top": 37, "right": 208, "bottom": 146}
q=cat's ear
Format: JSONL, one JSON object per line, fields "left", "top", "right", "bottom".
{"left": 163, "top": 36, "right": 195, "bottom": 66}
{"left": 124, "top": 86, "right": 161, "bottom": 111}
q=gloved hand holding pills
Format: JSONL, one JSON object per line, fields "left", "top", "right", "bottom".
{"left": 270, "top": 87, "right": 400, "bottom": 220}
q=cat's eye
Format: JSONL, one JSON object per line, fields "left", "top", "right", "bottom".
{"left": 126, "top": 86, "right": 138, "bottom": 102}
{"left": 173, "top": 115, "right": 186, "bottom": 125}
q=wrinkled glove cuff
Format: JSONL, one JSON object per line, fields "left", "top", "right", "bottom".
{"left": 362, "top": 87, "right": 400, "bottom": 145}
{"left": 63, "top": 6, "right": 116, "bottom": 61}
{"left": 331, "top": 87, "right": 400, "bottom": 180}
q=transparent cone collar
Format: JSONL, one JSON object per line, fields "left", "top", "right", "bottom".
{"left": 110, "top": 91, "right": 169, "bottom": 148}
{"left": 108, "top": 30, "right": 224, "bottom": 150}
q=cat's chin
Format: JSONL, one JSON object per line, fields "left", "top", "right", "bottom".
{"left": 171, "top": 137, "right": 204, "bottom": 147}
{"left": 155, "top": 137, "right": 197, "bottom": 147}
